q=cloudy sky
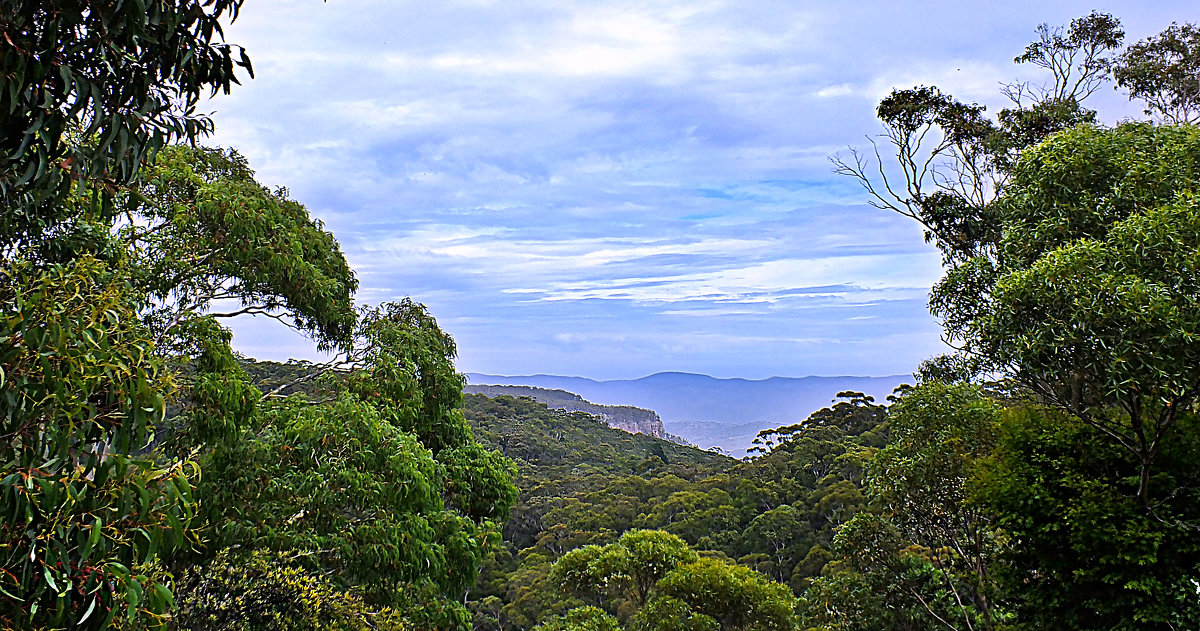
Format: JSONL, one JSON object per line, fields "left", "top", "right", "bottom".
{"left": 206, "top": 1, "right": 1195, "bottom": 380}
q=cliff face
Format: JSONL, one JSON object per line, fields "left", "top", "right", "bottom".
{"left": 464, "top": 384, "right": 668, "bottom": 439}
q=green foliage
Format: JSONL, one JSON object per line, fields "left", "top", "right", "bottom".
{"left": 0, "top": 11, "right": 272, "bottom": 622}
{"left": 463, "top": 393, "right": 729, "bottom": 551}
{"left": 974, "top": 406, "right": 1200, "bottom": 630}
{"left": 629, "top": 597, "right": 719, "bottom": 631}
{"left": 533, "top": 606, "right": 623, "bottom": 631}
{"left": 833, "top": 85, "right": 1002, "bottom": 264}
{"left": 461, "top": 390, "right": 891, "bottom": 629}
{"left": 933, "top": 122, "right": 1200, "bottom": 501}
{"left": 86, "top": 145, "right": 518, "bottom": 630}
{"left": 1114, "top": 22, "right": 1200, "bottom": 124}
{"left": 816, "top": 386, "right": 1200, "bottom": 631}
{"left": 833, "top": 12, "right": 1131, "bottom": 277}
{"left": 802, "top": 384, "right": 1009, "bottom": 631}
{"left": 441, "top": 442, "right": 520, "bottom": 523}
{"left": 203, "top": 394, "right": 446, "bottom": 581}
{"left": 481, "top": 391, "right": 877, "bottom": 599}
{"left": 988, "top": 123, "right": 1200, "bottom": 266}
{"left": 655, "top": 557, "right": 798, "bottom": 631}
{"left": 0, "top": 0, "right": 252, "bottom": 251}
{"left": 0, "top": 259, "right": 192, "bottom": 631}
{"left": 990, "top": 97, "right": 1097, "bottom": 174}
{"left": 191, "top": 302, "right": 516, "bottom": 631}
{"left": 130, "top": 146, "right": 358, "bottom": 351}
{"left": 1, "top": 1, "right": 518, "bottom": 628}
{"left": 552, "top": 530, "right": 699, "bottom": 611}
{"left": 349, "top": 300, "right": 471, "bottom": 453}
{"left": 1012, "top": 11, "right": 1124, "bottom": 102}
{"left": 21, "top": 6, "right": 1200, "bottom": 630}
{"left": 743, "top": 505, "right": 808, "bottom": 583}
{"left": 871, "top": 384, "right": 999, "bottom": 549}
{"left": 168, "top": 317, "right": 261, "bottom": 449}
{"left": 171, "top": 548, "right": 410, "bottom": 631}
{"left": 0, "top": 257, "right": 193, "bottom": 630}
{"left": 549, "top": 534, "right": 797, "bottom": 631}
{"left": 0, "top": 136, "right": 512, "bottom": 631}
{"left": 869, "top": 384, "right": 1005, "bottom": 630}
{"left": 801, "top": 513, "right": 927, "bottom": 631}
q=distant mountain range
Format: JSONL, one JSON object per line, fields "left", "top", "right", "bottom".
{"left": 464, "top": 372, "right": 911, "bottom": 454}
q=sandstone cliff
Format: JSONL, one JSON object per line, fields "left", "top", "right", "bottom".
{"left": 464, "top": 384, "right": 668, "bottom": 439}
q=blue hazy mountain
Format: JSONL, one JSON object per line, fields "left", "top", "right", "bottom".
{"left": 464, "top": 372, "right": 910, "bottom": 454}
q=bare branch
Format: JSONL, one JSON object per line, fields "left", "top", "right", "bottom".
{"left": 261, "top": 357, "right": 355, "bottom": 399}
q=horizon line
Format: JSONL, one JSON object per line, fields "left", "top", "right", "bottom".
{"left": 464, "top": 370, "right": 913, "bottom": 383}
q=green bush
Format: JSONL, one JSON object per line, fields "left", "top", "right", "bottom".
{"left": 170, "top": 549, "right": 410, "bottom": 631}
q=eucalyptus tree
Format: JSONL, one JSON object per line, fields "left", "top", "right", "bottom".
{"left": 1, "top": 99, "right": 512, "bottom": 631}
{"left": 0, "top": 255, "right": 191, "bottom": 629}
{"left": 831, "top": 12, "right": 1123, "bottom": 267}
{"left": 550, "top": 532, "right": 797, "bottom": 631}
{"left": 126, "top": 152, "right": 518, "bottom": 629}
{"left": 974, "top": 406, "right": 1200, "bottom": 630}
{"left": 932, "top": 123, "right": 1200, "bottom": 505}
{"left": 0, "top": 141, "right": 362, "bottom": 629}
{"left": 836, "top": 11, "right": 1200, "bottom": 507}
{"left": 1114, "top": 22, "right": 1200, "bottom": 124}
{"left": 1, "top": 0, "right": 253, "bottom": 626}
{"left": 192, "top": 301, "right": 518, "bottom": 630}
{"left": 0, "top": 0, "right": 252, "bottom": 256}
{"left": 867, "top": 383, "right": 1005, "bottom": 631}
{"left": 124, "top": 145, "right": 358, "bottom": 354}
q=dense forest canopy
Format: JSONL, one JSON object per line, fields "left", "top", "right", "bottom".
{"left": 2, "top": 3, "right": 1200, "bottom": 630}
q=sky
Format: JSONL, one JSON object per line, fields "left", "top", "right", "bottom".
{"left": 205, "top": 1, "right": 1196, "bottom": 380}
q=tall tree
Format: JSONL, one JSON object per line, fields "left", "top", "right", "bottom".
{"left": 650, "top": 557, "right": 797, "bottom": 631}
{"left": 550, "top": 532, "right": 796, "bottom": 631}
{"left": 1114, "top": 22, "right": 1200, "bottom": 124}
{"left": 1, "top": 2, "right": 256, "bottom": 626}
{"left": 127, "top": 145, "right": 358, "bottom": 353}
{"left": 931, "top": 123, "right": 1200, "bottom": 505}
{"left": 830, "top": 86, "right": 1001, "bottom": 265}
{"left": 551, "top": 530, "right": 698, "bottom": 614}
{"left": 1008, "top": 10, "right": 1124, "bottom": 104}
{"left": 190, "top": 300, "right": 518, "bottom": 631}
{"left": 867, "top": 383, "right": 1005, "bottom": 631}
{"left": 836, "top": 12, "right": 1200, "bottom": 506}
{"left": 832, "top": 12, "right": 1123, "bottom": 267}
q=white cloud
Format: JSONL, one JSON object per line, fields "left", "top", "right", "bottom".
{"left": 816, "top": 83, "right": 856, "bottom": 98}
{"left": 525, "top": 254, "right": 938, "bottom": 304}
{"left": 207, "top": 0, "right": 1192, "bottom": 378}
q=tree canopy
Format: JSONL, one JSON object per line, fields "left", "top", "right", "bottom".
{"left": 1115, "top": 22, "right": 1200, "bottom": 124}
{"left": 932, "top": 123, "right": 1200, "bottom": 503}
{"left": 1, "top": 94, "right": 516, "bottom": 631}
{"left": 0, "top": 0, "right": 252, "bottom": 254}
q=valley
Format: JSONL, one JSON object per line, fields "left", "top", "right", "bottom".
{"left": 467, "top": 372, "right": 909, "bottom": 454}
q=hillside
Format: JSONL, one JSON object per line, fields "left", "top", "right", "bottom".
{"left": 464, "top": 384, "right": 670, "bottom": 438}
{"left": 462, "top": 393, "right": 730, "bottom": 549}
{"left": 466, "top": 371, "right": 909, "bottom": 453}
{"left": 461, "top": 391, "right": 889, "bottom": 629}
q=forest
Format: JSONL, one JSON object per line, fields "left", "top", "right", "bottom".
{"left": 1, "top": 2, "right": 1200, "bottom": 630}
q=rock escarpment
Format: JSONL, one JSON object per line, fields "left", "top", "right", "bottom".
{"left": 464, "top": 384, "right": 668, "bottom": 439}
